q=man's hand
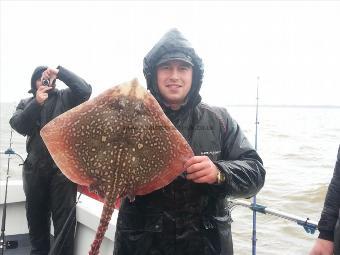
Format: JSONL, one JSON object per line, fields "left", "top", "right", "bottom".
{"left": 42, "top": 67, "right": 59, "bottom": 82}
{"left": 184, "top": 156, "right": 219, "bottom": 184}
{"left": 309, "top": 238, "right": 334, "bottom": 255}
{"left": 36, "top": 85, "right": 53, "bottom": 105}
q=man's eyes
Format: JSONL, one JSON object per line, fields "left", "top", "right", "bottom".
{"left": 159, "top": 65, "right": 190, "bottom": 71}
{"left": 160, "top": 65, "right": 170, "bottom": 70}
{"left": 179, "top": 66, "right": 190, "bottom": 71}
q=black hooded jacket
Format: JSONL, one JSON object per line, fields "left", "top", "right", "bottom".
{"left": 10, "top": 66, "right": 92, "bottom": 167}
{"left": 113, "top": 29, "right": 266, "bottom": 255}
{"left": 317, "top": 145, "right": 340, "bottom": 249}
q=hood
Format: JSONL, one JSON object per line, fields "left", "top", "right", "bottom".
{"left": 143, "top": 28, "right": 204, "bottom": 112}
{"left": 29, "top": 65, "right": 48, "bottom": 94}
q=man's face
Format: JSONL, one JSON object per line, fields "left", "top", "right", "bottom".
{"left": 156, "top": 60, "right": 193, "bottom": 110}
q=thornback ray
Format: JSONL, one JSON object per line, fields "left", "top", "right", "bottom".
{"left": 40, "top": 78, "right": 194, "bottom": 255}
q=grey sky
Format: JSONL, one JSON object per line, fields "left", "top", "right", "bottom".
{"left": 1, "top": 1, "right": 339, "bottom": 106}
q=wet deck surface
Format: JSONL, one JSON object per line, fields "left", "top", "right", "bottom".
{"left": 3, "top": 234, "right": 31, "bottom": 254}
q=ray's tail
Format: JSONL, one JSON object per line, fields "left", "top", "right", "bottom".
{"left": 88, "top": 198, "right": 116, "bottom": 255}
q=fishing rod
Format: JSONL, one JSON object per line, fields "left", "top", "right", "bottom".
{"left": 0, "top": 129, "right": 24, "bottom": 254}
{"left": 48, "top": 192, "right": 82, "bottom": 255}
{"left": 234, "top": 77, "right": 317, "bottom": 254}
{"left": 230, "top": 199, "right": 318, "bottom": 234}
{"left": 252, "top": 76, "right": 260, "bottom": 255}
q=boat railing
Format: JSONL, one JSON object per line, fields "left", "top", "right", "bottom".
{"left": 229, "top": 199, "right": 318, "bottom": 234}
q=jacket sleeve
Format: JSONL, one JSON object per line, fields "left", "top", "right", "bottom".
{"left": 57, "top": 66, "right": 92, "bottom": 105}
{"left": 9, "top": 98, "right": 42, "bottom": 136}
{"left": 318, "top": 145, "right": 340, "bottom": 241}
{"left": 213, "top": 108, "right": 265, "bottom": 199}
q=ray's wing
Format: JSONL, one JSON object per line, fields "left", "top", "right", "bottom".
{"left": 40, "top": 100, "right": 95, "bottom": 186}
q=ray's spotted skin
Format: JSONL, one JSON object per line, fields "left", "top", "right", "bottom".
{"left": 40, "top": 79, "right": 194, "bottom": 255}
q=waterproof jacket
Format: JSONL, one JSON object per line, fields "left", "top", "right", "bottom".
{"left": 113, "top": 29, "right": 265, "bottom": 255}
{"left": 10, "top": 66, "right": 92, "bottom": 166}
{"left": 318, "top": 145, "right": 340, "bottom": 248}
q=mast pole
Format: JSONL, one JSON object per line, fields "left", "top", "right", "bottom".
{"left": 0, "top": 130, "right": 14, "bottom": 255}
{"left": 252, "top": 76, "right": 260, "bottom": 255}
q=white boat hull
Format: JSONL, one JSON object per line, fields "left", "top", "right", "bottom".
{"left": 0, "top": 180, "right": 118, "bottom": 254}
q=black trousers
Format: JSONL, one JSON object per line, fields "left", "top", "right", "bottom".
{"left": 335, "top": 215, "right": 340, "bottom": 255}
{"left": 23, "top": 161, "right": 77, "bottom": 255}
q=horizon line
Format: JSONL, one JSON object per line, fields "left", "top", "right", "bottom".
{"left": 0, "top": 101, "right": 339, "bottom": 109}
{"left": 225, "top": 104, "right": 340, "bottom": 108}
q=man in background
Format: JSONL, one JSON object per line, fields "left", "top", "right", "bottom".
{"left": 10, "top": 66, "right": 92, "bottom": 255}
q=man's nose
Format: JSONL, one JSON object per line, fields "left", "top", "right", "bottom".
{"left": 169, "top": 68, "right": 179, "bottom": 80}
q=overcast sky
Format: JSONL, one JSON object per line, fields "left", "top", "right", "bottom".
{"left": 1, "top": 1, "right": 339, "bottom": 106}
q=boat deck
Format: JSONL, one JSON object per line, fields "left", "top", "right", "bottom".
{"left": 3, "top": 234, "right": 31, "bottom": 254}
{"left": 1, "top": 181, "right": 117, "bottom": 255}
